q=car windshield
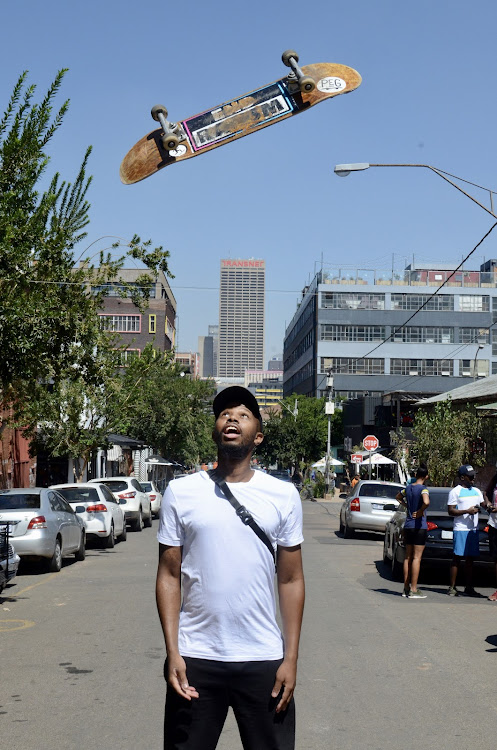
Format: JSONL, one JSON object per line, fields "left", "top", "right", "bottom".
{"left": 358, "top": 484, "right": 402, "bottom": 499}
{"left": 57, "top": 488, "right": 99, "bottom": 503}
{"left": 141, "top": 483, "right": 152, "bottom": 492}
{"left": 0, "top": 493, "right": 41, "bottom": 510}
{"left": 425, "top": 489, "right": 451, "bottom": 512}
{"left": 100, "top": 481, "right": 128, "bottom": 492}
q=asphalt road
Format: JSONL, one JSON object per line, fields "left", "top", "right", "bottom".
{"left": 2, "top": 500, "right": 497, "bottom": 750}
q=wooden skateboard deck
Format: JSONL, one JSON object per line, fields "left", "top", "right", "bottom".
{"left": 120, "top": 62, "right": 362, "bottom": 184}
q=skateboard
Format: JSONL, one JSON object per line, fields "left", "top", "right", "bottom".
{"left": 120, "top": 50, "right": 362, "bottom": 184}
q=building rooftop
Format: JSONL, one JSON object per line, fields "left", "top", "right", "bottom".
{"left": 417, "top": 374, "right": 497, "bottom": 406}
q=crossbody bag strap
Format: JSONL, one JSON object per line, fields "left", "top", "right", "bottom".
{"left": 208, "top": 470, "right": 276, "bottom": 569}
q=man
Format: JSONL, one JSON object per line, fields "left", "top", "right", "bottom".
{"left": 447, "top": 465, "right": 483, "bottom": 597}
{"left": 396, "top": 466, "right": 430, "bottom": 598}
{"left": 156, "top": 386, "right": 305, "bottom": 750}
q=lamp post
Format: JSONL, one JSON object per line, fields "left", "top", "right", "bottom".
{"left": 473, "top": 343, "right": 485, "bottom": 380}
{"left": 324, "top": 370, "right": 334, "bottom": 497}
{"left": 333, "top": 163, "right": 497, "bottom": 219}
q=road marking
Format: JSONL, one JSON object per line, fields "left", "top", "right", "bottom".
{"left": 0, "top": 619, "right": 35, "bottom": 632}
{"left": 9, "top": 574, "right": 58, "bottom": 597}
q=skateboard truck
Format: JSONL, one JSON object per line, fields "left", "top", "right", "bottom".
{"left": 282, "top": 50, "right": 316, "bottom": 94}
{"left": 151, "top": 105, "right": 185, "bottom": 151}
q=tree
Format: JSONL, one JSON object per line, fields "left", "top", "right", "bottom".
{"left": 411, "top": 400, "right": 485, "bottom": 486}
{"left": 257, "top": 394, "right": 343, "bottom": 472}
{"left": 0, "top": 70, "right": 172, "bottom": 413}
{"left": 111, "top": 346, "right": 217, "bottom": 467}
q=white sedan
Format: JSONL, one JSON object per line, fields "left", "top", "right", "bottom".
{"left": 51, "top": 483, "right": 127, "bottom": 548}
{"left": 141, "top": 481, "right": 163, "bottom": 518}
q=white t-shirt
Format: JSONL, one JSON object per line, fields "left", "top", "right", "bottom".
{"left": 157, "top": 470, "right": 304, "bottom": 661}
{"left": 447, "top": 485, "right": 483, "bottom": 531}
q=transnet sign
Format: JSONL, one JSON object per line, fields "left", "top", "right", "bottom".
{"left": 221, "top": 260, "right": 265, "bottom": 268}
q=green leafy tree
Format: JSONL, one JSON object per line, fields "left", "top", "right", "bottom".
{"left": 112, "top": 346, "right": 217, "bottom": 467}
{"left": 257, "top": 394, "right": 343, "bottom": 472}
{"left": 0, "top": 70, "right": 172, "bottom": 418}
{"left": 412, "top": 400, "right": 485, "bottom": 486}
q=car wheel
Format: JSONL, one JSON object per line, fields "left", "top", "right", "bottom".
{"left": 118, "top": 519, "right": 127, "bottom": 542}
{"left": 383, "top": 533, "right": 390, "bottom": 564}
{"left": 343, "top": 519, "right": 355, "bottom": 539}
{"left": 144, "top": 509, "right": 152, "bottom": 528}
{"left": 104, "top": 523, "right": 115, "bottom": 549}
{"left": 75, "top": 531, "right": 86, "bottom": 561}
{"left": 132, "top": 511, "right": 143, "bottom": 532}
{"left": 391, "top": 542, "right": 403, "bottom": 581}
{"left": 339, "top": 516, "right": 345, "bottom": 534}
{"left": 49, "top": 538, "right": 63, "bottom": 572}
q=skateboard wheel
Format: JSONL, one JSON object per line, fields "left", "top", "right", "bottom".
{"left": 162, "top": 133, "right": 180, "bottom": 150}
{"left": 282, "top": 49, "right": 298, "bottom": 67}
{"left": 151, "top": 104, "right": 168, "bottom": 121}
{"left": 300, "top": 76, "right": 316, "bottom": 93}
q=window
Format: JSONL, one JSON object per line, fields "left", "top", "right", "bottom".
{"left": 391, "top": 294, "right": 454, "bottom": 311}
{"left": 321, "top": 292, "right": 385, "bottom": 310}
{"left": 459, "top": 295, "right": 490, "bottom": 312}
{"left": 390, "top": 359, "right": 453, "bottom": 376}
{"left": 320, "top": 325, "right": 385, "bottom": 342}
{"left": 320, "top": 357, "right": 384, "bottom": 375}
{"left": 460, "top": 359, "right": 489, "bottom": 377}
{"left": 100, "top": 315, "right": 141, "bottom": 332}
{"left": 119, "top": 349, "right": 140, "bottom": 365}
{"left": 459, "top": 328, "right": 490, "bottom": 344}
{"left": 393, "top": 327, "right": 454, "bottom": 344}
{"left": 149, "top": 314, "right": 157, "bottom": 334}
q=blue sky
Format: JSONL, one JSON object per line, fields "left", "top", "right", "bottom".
{"left": 2, "top": 0, "right": 497, "bottom": 360}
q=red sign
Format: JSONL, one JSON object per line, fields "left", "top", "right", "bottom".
{"left": 351, "top": 454, "right": 363, "bottom": 464}
{"left": 363, "top": 435, "right": 379, "bottom": 452}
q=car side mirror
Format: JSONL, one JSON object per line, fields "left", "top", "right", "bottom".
{"left": 119, "top": 498, "right": 126, "bottom": 505}
{"left": 75, "top": 506, "right": 85, "bottom": 514}
{"left": 339, "top": 493, "right": 348, "bottom": 499}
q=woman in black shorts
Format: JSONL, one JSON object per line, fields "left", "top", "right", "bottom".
{"left": 396, "top": 467, "right": 430, "bottom": 599}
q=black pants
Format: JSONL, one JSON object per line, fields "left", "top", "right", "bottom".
{"left": 164, "top": 657, "right": 295, "bottom": 750}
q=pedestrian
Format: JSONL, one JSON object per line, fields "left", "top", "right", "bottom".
{"left": 351, "top": 473, "right": 360, "bottom": 489}
{"left": 396, "top": 466, "right": 430, "bottom": 598}
{"left": 156, "top": 385, "right": 305, "bottom": 750}
{"left": 483, "top": 468, "right": 497, "bottom": 601}
{"left": 447, "top": 465, "right": 483, "bottom": 597}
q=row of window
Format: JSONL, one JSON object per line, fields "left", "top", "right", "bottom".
{"left": 99, "top": 314, "right": 174, "bottom": 336}
{"left": 321, "top": 292, "right": 492, "bottom": 312}
{"left": 319, "top": 325, "right": 491, "bottom": 344}
{"left": 319, "top": 357, "right": 491, "bottom": 377}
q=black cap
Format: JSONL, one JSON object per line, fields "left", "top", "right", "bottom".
{"left": 457, "top": 464, "right": 475, "bottom": 478}
{"left": 213, "top": 386, "right": 262, "bottom": 425}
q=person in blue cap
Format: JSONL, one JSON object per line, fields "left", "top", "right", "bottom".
{"left": 447, "top": 465, "right": 483, "bottom": 597}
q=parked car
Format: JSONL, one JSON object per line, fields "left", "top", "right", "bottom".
{"left": 383, "top": 486, "right": 493, "bottom": 579}
{"left": 0, "top": 522, "right": 21, "bottom": 594}
{"left": 0, "top": 488, "right": 86, "bottom": 572}
{"left": 88, "top": 477, "right": 151, "bottom": 532}
{"left": 268, "top": 470, "right": 292, "bottom": 482}
{"left": 339, "top": 480, "right": 405, "bottom": 537}
{"left": 141, "top": 481, "right": 163, "bottom": 518}
{"left": 51, "top": 483, "right": 127, "bottom": 548}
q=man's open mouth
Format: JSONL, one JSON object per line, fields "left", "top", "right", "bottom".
{"left": 223, "top": 425, "right": 240, "bottom": 438}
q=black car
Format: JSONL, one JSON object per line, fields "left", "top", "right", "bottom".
{"left": 383, "top": 486, "right": 492, "bottom": 579}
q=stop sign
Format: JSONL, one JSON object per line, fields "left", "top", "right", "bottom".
{"left": 363, "top": 435, "right": 379, "bottom": 452}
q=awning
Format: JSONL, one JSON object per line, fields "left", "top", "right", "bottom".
{"left": 145, "top": 455, "right": 174, "bottom": 466}
{"left": 361, "top": 453, "right": 397, "bottom": 465}
{"left": 312, "top": 457, "right": 345, "bottom": 469}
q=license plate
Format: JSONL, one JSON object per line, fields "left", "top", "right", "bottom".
{"left": 441, "top": 530, "right": 453, "bottom": 540}
{"left": 372, "top": 503, "right": 385, "bottom": 510}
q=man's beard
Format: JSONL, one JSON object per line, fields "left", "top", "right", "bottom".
{"left": 213, "top": 429, "right": 254, "bottom": 460}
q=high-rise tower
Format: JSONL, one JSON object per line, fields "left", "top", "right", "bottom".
{"left": 218, "top": 259, "right": 265, "bottom": 378}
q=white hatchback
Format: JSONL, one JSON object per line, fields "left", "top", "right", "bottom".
{"left": 89, "top": 477, "right": 152, "bottom": 532}
{"left": 51, "top": 483, "right": 127, "bottom": 548}
{"left": 141, "top": 480, "right": 163, "bottom": 518}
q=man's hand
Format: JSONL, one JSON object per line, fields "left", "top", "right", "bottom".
{"left": 271, "top": 658, "right": 297, "bottom": 713}
{"left": 167, "top": 654, "right": 199, "bottom": 701}
{"left": 466, "top": 506, "right": 480, "bottom": 515}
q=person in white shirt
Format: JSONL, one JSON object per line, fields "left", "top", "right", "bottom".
{"left": 447, "top": 465, "right": 483, "bottom": 597}
{"left": 156, "top": 386, "right": 305, "bottom": 750}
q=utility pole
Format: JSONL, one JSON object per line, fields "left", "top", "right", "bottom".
{"left": 324, "top": 369, "right": 335, "bottom": 497}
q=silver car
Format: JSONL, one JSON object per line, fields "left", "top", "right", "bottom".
{"left": 339, "top": 480, "right": 404, "bottom": 537}
{"left": 0, "top": 488, "right": 86, "bottom": 572}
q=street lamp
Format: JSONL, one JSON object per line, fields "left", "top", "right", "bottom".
{"left": 333, "top": 163, "right": 497, "bottom": 219}
{"left": 324, "top": 370, "right": 335, "bottom": 497}
{"left": 473, "top": 343, "right": 485, "bottom": 380}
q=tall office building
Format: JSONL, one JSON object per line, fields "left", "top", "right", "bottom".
{"left": 208, "top": 324, "right": 219, "bottom": 376}
{"left": 218, "top": 259, "right": 265, "bottom": 378}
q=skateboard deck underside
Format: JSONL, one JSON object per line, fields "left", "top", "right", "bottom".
{"left": 120, "top": 62, "right": 361, "bottom": 184}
